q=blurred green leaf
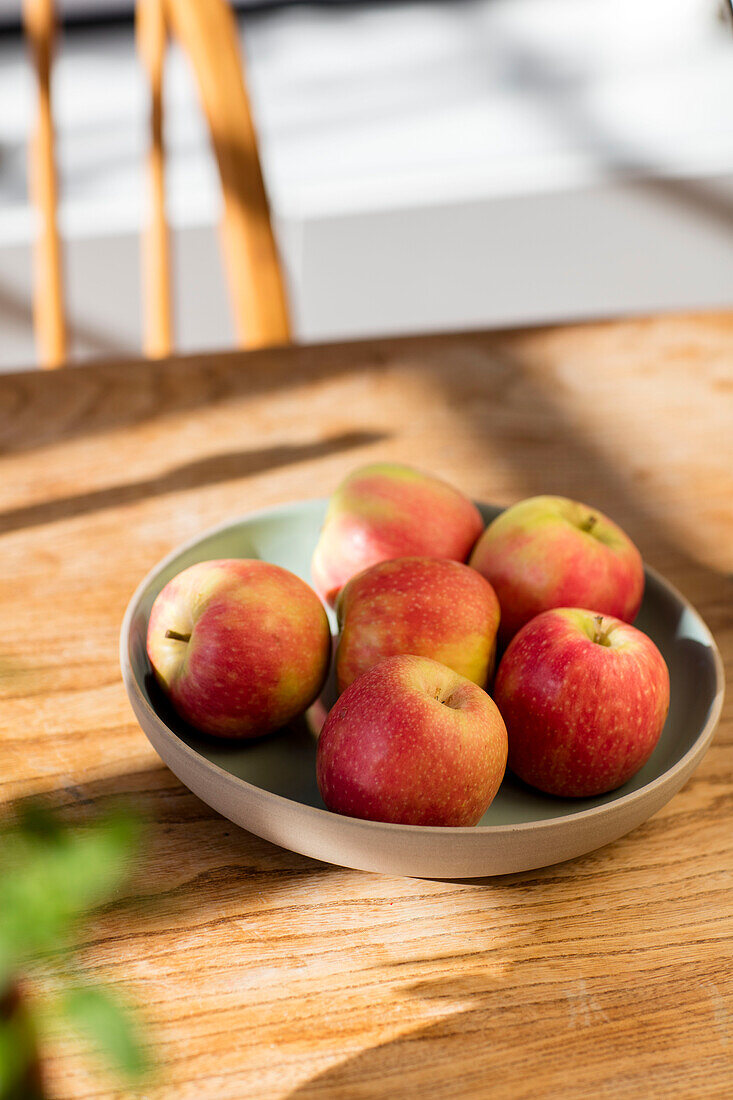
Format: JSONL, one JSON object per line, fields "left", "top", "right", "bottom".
{"left": 61, "top": 984, "right": 149, "bottom": 1082}
{"left": 0, "top": 803, "right": 151, "bottom": 1095}
{"left": 0, "top": 809, "right": 142, "bottom": 987}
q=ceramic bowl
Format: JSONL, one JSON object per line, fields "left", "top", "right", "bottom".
{"left": 120, "top": 500, "right": 724, "bottom": 878}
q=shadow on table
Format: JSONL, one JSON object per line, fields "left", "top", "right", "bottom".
{"left": 0, "top": 429, "right": 384, "bottom": 536}
{"left": 419, "top": 331, "right": 732, "bottom": 630}
{"left": 2, "top": 314, "right": 731, "bottom": 633}
{"left": 17, "top": 745, "right": 729, "bottom": 1099}
{"left": 286, "top": 858, "right": 730, "bottom": 1099}
{"left": 285, "top": 941, "right": 724, "bottom": 1100}
{"left": 13, "top": 760, "right": 652, "bottom": 945}
{"left": 0, "top": 336, "right": 399, "bottom": 456}
{"left": 24, "top": 765, "right": 342, "bottom": 919}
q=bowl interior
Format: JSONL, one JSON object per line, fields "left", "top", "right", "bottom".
{"left": 126, "top": 500, "right": 721, "bottom": 826}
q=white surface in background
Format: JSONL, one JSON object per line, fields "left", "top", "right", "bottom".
{"left": 0, "top": 24, "right": 221, "bottom": 242}
{"left": 3, "top": 0, "right": 731, "bottom": 233}
{"left": 0, "top": 0, "right": 732, "bottom": 366}
{"left": 245, "top": 0, "right": 733, "bottom": 213}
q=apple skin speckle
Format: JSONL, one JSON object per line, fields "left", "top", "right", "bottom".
{"left": 312, "top": 463, "right": 483, "bottom": 607}
{"left": 494, "top": 608, "right": 670, "bottom": 797}
{"left": 470, "top": 495, "right": 644, "bottom": 644}
{"left": 317, "top": 655, "right": 508, "bottom": 826}
{"left": 336, "top": 557, "right": 500, "bottom": 693}
{"left": 147, "top": 559, "right": 331, "bottom": 739}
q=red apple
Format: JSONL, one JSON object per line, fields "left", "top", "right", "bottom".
{"left": 317, "top": 655, "right": 508, "bottom": 826}
{"left": 335, "top": 557, "right": 500, "bottom": 693}
{"left": 312, "top": 463, "right": 483, "bottom": 606}
{"left": 494, "top": 608, "right": 670, "bottom": 797}
{"left": 147, "top": 559, "right": 331, "bottom": 738}
{"left": 469, "top": 495, "right": 644, "bottom": 644}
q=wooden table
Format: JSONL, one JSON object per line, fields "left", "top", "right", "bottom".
{"left": 0, "top": 314, "right": 731, "bottom": 1099}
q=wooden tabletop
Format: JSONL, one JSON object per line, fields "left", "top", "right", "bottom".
{"left": 0, "top": 314, "right": 731, "bottom": 1099}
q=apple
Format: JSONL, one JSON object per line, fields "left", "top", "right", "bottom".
{"left": 317, "top": 654, "right": 508, "bottom": 826}
{"left": 335, "top": 556, "right": 501, "bottom": 693}
{"left": 494, "top": 608, "right": 670, "bottom": 797}
{"left": 312, "top": 463, "right": 484, "bottom": 606}
{"left": 469, "top": 495, "right": 644, "bottom": 643}
{"left": 146, "top": 559, "right": 331, "bottom": 738}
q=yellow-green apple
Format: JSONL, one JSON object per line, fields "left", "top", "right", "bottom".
{"left": 312, "top": 463, "right": 483, "bottom": 606}
{"left": 470, "top": 495, "right": 644, "bottom": 643}
{"left": 146, "top": 559, "right": 331, "bottom": 739}
{"left": 335, "top": 557, "right": 501, "bottom": 693}
{"left": 317, "top": 654, "right": 508, "bottom": 826}
{"left": 494, "top": 608, "right": 669, "bottom": 797}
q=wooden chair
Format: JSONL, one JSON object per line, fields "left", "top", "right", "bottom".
{"left": 22, "top": 0, "right": 66, "bottom": 367}
{"left": 22, "top": 0, "right": 291, "bottom": 368}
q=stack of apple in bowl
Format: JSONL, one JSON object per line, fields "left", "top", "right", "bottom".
{"left": 146, "top": 465, "right": 670, "bottom": 827}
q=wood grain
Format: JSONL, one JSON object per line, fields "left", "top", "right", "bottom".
{"left": 22, "top": 0, "right": 67, "bottom": 368}
{"left": 0, "top": 314, "right": 731, "bottom": 1098}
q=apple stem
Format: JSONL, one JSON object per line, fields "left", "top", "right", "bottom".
{"left": 582, "top": 514, "right": 598, "bottom": 534}
{"left": 165, "top": 629, "right": 191, "bottom": 643}
{"left": 593, "top": 615, "right": 605, "bottom": 645}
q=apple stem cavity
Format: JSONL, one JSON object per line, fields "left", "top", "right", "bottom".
{"left": 438, "top": 691, "right": 458, "bottom": 709}
{"left": 592, "top": 615, "right": 610, "bottom": 647}
{"left": 581, "top": 514, "right": 598, "bottom": 534}
{"left": 165, "top": 629, "right": 191, "bottom": 643}
{"left": 434, "top": 687, "right": 452, "bottom": 707}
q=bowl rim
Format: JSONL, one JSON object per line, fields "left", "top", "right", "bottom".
{"left": 120, "top": 497, "right": 725, "bottom": 838}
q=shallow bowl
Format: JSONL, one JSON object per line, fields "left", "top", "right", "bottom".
{"left": 120, "top": 500, "right": 724, "bottom": 878}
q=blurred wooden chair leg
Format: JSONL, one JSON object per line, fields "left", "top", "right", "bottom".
{"left": 22, "top": 0, "right": 66, "bottom": 368}
{"left": 165, "top": 0, "right": 291, "bottom": 349}
{"left": 137, "top": 0, "right": 173, "bottom": 359}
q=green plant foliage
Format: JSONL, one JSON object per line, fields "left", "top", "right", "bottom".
{"left": 62, "top": 983, "right": 150, "bottom": 1080}
{"left": 0, "top": 806, "right": 141, "bottom": 988}
{"left": 0, "top": 802, "right": 150, "bottom": 1096}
